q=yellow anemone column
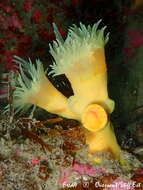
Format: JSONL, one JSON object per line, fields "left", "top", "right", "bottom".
{"left": 49, "top": 21, "right": 123, "bottom": 164}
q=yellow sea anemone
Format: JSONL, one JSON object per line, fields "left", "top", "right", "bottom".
{"left": 6, "top": 20, "right": 122, "bottom": 163}
{"left": 11, "top": 56, "right": 78, "bottom": 119}
{"left": 49, "top": 20, "right": 114, "bottom": 118}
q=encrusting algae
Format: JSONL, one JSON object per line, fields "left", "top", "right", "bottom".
{"left": 4, "top": 20, "right": 123, "bottom": 164}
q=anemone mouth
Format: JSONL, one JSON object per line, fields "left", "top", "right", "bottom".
{"left": 49, "top": 20, "right": 109, "bottom": 76}
{"left": 3, "top": 56, "right": 47, "bottom": 114}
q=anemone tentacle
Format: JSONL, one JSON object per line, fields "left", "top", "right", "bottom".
{"left": 49, "top": 20, "right": 109, "bottom": 76}
{"left": 10, "top": 56, "right": 47, "bottom": 114}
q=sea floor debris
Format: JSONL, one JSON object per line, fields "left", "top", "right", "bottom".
{"left": 0, "top": 115, "right": 143, "bottom": 190}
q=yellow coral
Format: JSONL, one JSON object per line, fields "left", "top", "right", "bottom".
{"left": 11, "top": 20, "right": 122, "bottom": 163}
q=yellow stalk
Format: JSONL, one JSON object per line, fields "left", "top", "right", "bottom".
{"left": 84, "top": 122, "right": 121, "bottom": 162}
